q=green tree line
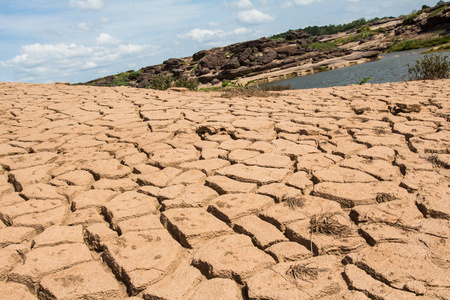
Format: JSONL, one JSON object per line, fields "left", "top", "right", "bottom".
{"left": 271, "top": 17, "right": 391, "bottom": 39}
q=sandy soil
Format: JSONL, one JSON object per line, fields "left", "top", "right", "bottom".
{"left": 0, "top": 80, "right": 449, "bottom": 299}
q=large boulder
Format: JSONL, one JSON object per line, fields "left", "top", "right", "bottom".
{"left": 261, "top": 48, "right": 277, "bottom": 64}
{"left": 226, "top": 38, "right": 276, "bottom": 54}
{"left": 193, "top": 50, "right": 208, "bottom": 61}
{"left": 238, "top": 48, "right": 253, "bottom": 63}
{"left": 286, "top": 30, "right": 311, "bottom": 41}
{"left": 162, "top": 58, "right": 184, "bottom": 71}
{"left": 199, "top": 52, "right": 227, "bottom": 70}
{"left": 222, "top": 57, "right": 241, "bottom": 70}
{"left": 275, "top": 44, "right": 299, "bottom": 56}
{"left": 218, "top": 66, "right": 252, "bottom": 80}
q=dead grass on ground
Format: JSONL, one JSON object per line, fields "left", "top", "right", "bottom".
{"left": 221, "top": 87, "right": 280, "bottom": 98}
{"left": 309, "top": 213, "right": 352, "bottom": 237}
{"left": 284, "top": 197, "right": 305, "bottom": 210}
{"left": 286, "top": 264, "right": 326, "bottom": 281}
{"left": 427, "top": 155, "right": 448, "bottom": 168}
{"left": 376, "top": 193, "right": 396, "bottom": 203}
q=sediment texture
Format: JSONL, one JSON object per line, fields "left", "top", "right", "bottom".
{"left": 0, "top": 80, "right": 449, "bottom": 299}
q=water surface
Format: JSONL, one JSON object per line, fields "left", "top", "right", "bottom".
{"left": 265, "top": 48, "right": 450, "bottom": 89}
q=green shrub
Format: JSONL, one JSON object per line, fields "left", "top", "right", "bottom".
{"left": 357, "top": 77, "right": 374, "bottom": 85}
{"left": 403, "top": 12, "right": 420, "bottom": 25}
{"left": 149, "top": 74, "right": 173, "bottom": 90}
{"left": 109, "top": 74, "right": 130, "bottom": 87}
{"left": 174, "top": 77, "right": 199, "bottom": 90}
{"left": 387, "top": 36, "right": 450, "bottom": 52}
{"left": 127, "top": 71, "right": 140, "bottom": 81}
{"left": 407, "top": 54, "right": 450, "bottom": 80}
{"left": 306, "top": 42, "right": 337, "bottom": 50}
{"left": 374, "top": 27, "right": 386, "bottom": 33}
{"left": 430, "top": 4, "right": 447, "bottom": 17}
{"left": 334, "top": 31, "right": 373, "bottom": 45}
{"left": 357, "top": 26, "right": 372, "bottom": 34}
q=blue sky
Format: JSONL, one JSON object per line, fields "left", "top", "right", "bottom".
{"left": 0, "top": 0, "right": 438, "bottom": 83}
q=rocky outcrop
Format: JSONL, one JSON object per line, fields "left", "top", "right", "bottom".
{"left": 83, "top": 3, "right": 450, "bottom": 88}
{"left": 420, "top": 6, "right": 450, "bottom": 31}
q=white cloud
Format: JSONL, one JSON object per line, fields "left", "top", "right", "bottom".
{"left": 209, "top": 21, "right": 221, "bottom": 27}
{"left": 83, "top": 61, "right": 97, "bottom": 69}
{"left": 77, "top": 22, "right": 91, "bottom": 31}
{"left": 238, "top": 9, "right": 274, "bottom": 24}
{"left": 281, "top": 2, "right": 293, "bottom": 8}
{"left": 179, "top": 27, "right": 251, "bottom": 43}
{"left": 224, "top": 0, "right": 254, "bottom": 9}
{"left": 0, "top": 42, "right": 159, "bottom": 81}
{"left": 96, "top": 33, "right": 121, "bottom": 45}
{"left": 69, "top": 0, "right": 104, "bottom": 10}
{"left": 234, "top": 0, "right": 254, "bottom": 9}
{"left": 233, "top": 27, "right": 250, "bottom": 34}
{"left": 294, "top": 0, "right": 323, "bottom": 5}
{"left": 182, "top": 29, "right": 225, "bottom": 43}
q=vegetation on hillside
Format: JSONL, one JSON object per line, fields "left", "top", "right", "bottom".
{"left": 387, "top": 36, "right": 450, "bottom": 52}
{"left": 271, "top": 17, "right": 391, "bottom": 39}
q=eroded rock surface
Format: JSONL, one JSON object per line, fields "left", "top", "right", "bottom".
{"left": 0, "top": 80, "right": 448, "bottom": 298}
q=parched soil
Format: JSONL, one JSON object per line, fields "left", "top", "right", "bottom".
{"left": 0, "top": 80, "right": 449, "bottom": 299}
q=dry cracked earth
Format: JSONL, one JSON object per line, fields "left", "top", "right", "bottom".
{"left": 0, "top": 80, "right": 449, "bottom": 300}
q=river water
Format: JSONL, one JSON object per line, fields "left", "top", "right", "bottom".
{"left": 265, "top": 48, "right": 450, "bottom": 89}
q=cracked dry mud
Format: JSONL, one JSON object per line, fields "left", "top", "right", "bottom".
{"left": 0, "top": 79, "right": 449, "bottom": 300}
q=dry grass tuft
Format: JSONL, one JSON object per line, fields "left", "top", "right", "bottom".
{"left": 427, "top": 155, "right": 447, "bottom": 168}
{"left": 374, "top": 128, "right": 388, "bottom": 135}
{"left": 284, "top": 197, "right": 304, "bottom": 210}
{"left": 221, "top": 87, "right": 280, "bottom": 98}
{"left": 286, "top": 264, "right": 325, "bottom": 281}
{"left": 309, "top": 213, "right": 352, "bottom": 237}
{"left": 376, "top": 193, "right": 396, "bottom": 203}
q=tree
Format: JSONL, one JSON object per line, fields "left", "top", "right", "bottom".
{"left": 436, "top": 0, "right": 445, "bottom": 6}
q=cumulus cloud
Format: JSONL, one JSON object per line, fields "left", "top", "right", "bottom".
{"left": 281, "top": 2, "right": 293, "bottom": 8}
{"left": 179, "top": 27, "right": 251, "bottom": 43}
{"left": 96, "top": 33, "right": 121, "bottom": 45}
{"left": 233, "top": 27, "right": 250, "bottom": 34}
{"left": 238, "top": 9, "right": 274, "bottom": 24}
{"left": 0, "top": 41, "right": 158, "bottom": 81}
{"left": 77, "top": 22, "right": 91, "bottom": 31}
{"left": 230, "top": 0, "right": 254, "bottom": 9}
{"left": 209, "top": 21, "right": 221, "bottom": 27}
{"left": 69, "top": 0, "right": 104, "bottom": 10}
{"left": 183, "top": 29, "right": 226, "bottom": 43}
{"left": 294, "top": 0, "right": 323, "bottom": 5}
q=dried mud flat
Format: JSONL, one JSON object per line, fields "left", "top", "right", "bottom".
{"left": 0, "top": 80, "right": 449, "bottom": 300}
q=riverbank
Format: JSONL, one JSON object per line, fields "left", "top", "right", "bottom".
{"left": 228, "top": 53, "right": 379, "bottom": 87}
{"left": 261, "top": 48, "right": 450, "bottom": 90}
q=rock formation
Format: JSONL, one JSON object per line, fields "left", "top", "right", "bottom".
{"left": 83, "top": 4, "right": 449, "bottom": 88}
